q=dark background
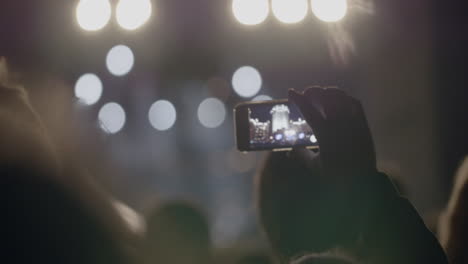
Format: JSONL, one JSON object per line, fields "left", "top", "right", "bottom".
{"left": 1, "top": 0, "right": 467, "bottom": 246}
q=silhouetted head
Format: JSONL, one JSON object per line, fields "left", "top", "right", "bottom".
{"left": 1, "top": 163, "right": 131, "bottom": 264}
{"left": 145, "top": 201, "right": 212, "bottom": 264}
{"left": 439, "top": 156, "right": 468, "bottom": 264}
{"left": 256, "top": 150, "right": 361, "bottom": 261}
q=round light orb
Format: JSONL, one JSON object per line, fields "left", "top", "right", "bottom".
{"left": 198, "top": 98, "right": 226, "bottom": 128}
{"left": 311, "top": 0, "right": 348, "bottom": 22}
{"left": 116, "top": 0, "right": 152, "bottom": 30}
{"left": 310, "top": 134, "right": 318, "bottom": 143}
{"left": 252, "top": 95, "right": 272, "bottom": 101}
{"left": 232, "top": 66, "right": 262, "bottom": 98}
{"left": 232, "top": 0, "right": 269, "bottom": 26}
{"left": 98, "top": 102, "right": 126, "bottom": 134}
{"left": 76, "top": 0, "right": 112, "bottom": 31}
{"left": 106, "top": 45, "right": 135, "bottom": 76}
{"left": 74, "top": 73, "right": 103, "bottom": 105}
{"left": 272, "top": 0, "right": 308, "bottom": 24}
{"left": 148, "top": 100, "right": 177, "bottom": 131}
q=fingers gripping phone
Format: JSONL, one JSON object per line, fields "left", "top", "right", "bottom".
{"left": 234, "top": 99, "right": 319, "bottom": 152}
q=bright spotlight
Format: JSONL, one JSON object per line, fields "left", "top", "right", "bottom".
{"left": 311, "top": 0, "right": 348, "bottom": 22}
{"left": 272, "top": 0, "right": 308, "bottom": 24}
{"left": 232, "top": 0, "right": 269, "bottom": 26}
{"left": 106, "top": 45, "right": 135, "bottom": 76}
{"left": 252, "top": 95, "right": 272, "bottom": 101}
{"left": 98, "top": 102, "right": 126, "bottom": 134}
{"left": 76, "top": 0, "right": 112, "bottom": 31}
{"left": 116, "top": 0, "right": 152, "bottom": 30}
{"left": 232, "top": 66, "right": 262, "bottom": 98}
{"left": 74, "top": 73, "right": 103, "bottom": 105}
{"left": 198, "top": 98, "right": 226, "bottom": 128}
{"left": 148, "top": 100, "right": 177, "bottom": 131}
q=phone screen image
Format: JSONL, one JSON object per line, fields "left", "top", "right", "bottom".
{"left": 235, "top": 100, "right": 318, "bottom": 151}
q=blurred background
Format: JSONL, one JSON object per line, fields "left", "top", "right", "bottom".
{"left": 1, "top": 0, "right": 467, "bottom": 248}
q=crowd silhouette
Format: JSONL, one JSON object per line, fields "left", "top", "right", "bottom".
{"left": 1, "top": 57, "right": 465, "bottom": 264}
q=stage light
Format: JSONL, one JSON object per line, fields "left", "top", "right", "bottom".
{"left": 148, "top": 100, "right": 177, "bottom": 131}
{"left": 310, "top": 134, "right": 317, "bottom": 143}
{"left": 116, "top": 0, "right": 152, "bottom": 30}
{"left": 275, "top": 134, "right": 283, "bottom": 140}
{"left": 76, "top": 0, "right": 112, "bottom": 31}
{"left": 252, "top": 95, "right": 272, "bottom": 101}
{"left": 74, "top": 73, "right": 103, "bottom": 105}
{"left": 298, "top": 132, "right": 305, "bottom": 139}
{"left": 198, "top": 98, "right": 226, "bottom": 128}
{"left": 98, "top": 102, "right": 126, "bottom": 134}
{"left": 106, "top": 45, "right": 135, "bottom": 76}
{"left": 232, "top": 66, "right": 262, "bottom": 98}
{"left": 311, "top": 0, "right": 347, "bottom": 22}
{"left": 272, "top": 0, "right": 308, "bottom": 24}
{"left": 232, "top": 0, "right": 269, "bottom": 26}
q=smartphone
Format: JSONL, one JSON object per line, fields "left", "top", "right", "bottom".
{"left": 234, "top": 99, "right": 319, "bottom": 152}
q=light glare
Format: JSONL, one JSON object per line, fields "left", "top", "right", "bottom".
{"left": 198, "top": 98, "right": 226, "bottom": 128}
{"left": 116, "top": 0, "right": 152, "bottom": 30}
{"left": 232, "top": 66, "right": 262, "bottom": 98}
{"left": 148, "top": 100, "right": 177, "bottom": 131}
{"left": 98, "top": 102, "right": 126, "bottom": 134}
{"left": 232, "top": 0, "right": 269, "bottom": 26}
{"left": 74, "top": 73, "right": 103, "bottom": 105}
{"left": 272, "top": 0, "right": 308, "bottom": 24}
{"left": 106, "top": 45, "right": 135, "bottom": 76}
{"left": 76, "top": 0, "right": 112, "bottom": 31}
{"left": 311, "top": 0, "right": 348, "bottom": 22}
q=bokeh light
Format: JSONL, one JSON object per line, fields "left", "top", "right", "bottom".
{"left": 76, "top": 0, "right": 112, "bottom": 31}
{"left": 310, "top": 134, "right": 318, "bottom": 143}
{"left": 272, "top": 0, "right": 308, "bottom": 24}
{"left": 74, "top": 73, "right": 103, "bottom": 105}
{"left": 232, "top": 66, "right": 262, "bottom": 98}
{"left": 252, "top": 95, "right": 272, "bottom": 101}
{"left": 198, "top": 98, "right": 226, "bottom": 128}
{"left": 232, "top": 0, "right": 269, "bottom": 26}
{"left": 311, "top": 0, "right": 348, "bottom": 22}
{"left": 98, "top": 102, "right": 126, "bottom": 134}
{"left": 116, "top": 0, "right": 152, "bottom": 30}
{"left": 106, "top": 45, "right": 135, "bottom": 76}
{"left": 148, "top": 100, "right": 177, "bottom": 131}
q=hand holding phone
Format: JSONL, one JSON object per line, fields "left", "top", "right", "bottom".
{"left": 288, "top": 87, "right": 376, "bottom": 174}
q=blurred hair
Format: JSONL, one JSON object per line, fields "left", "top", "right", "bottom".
{"left": 0, "top": 57, "right": 58, "bottom": 175}
{"left": 438, "top": 156, "right": 468, "bottom": 263}
{"left": 144, "top": 200, "right": 212, "bottom": 264}
{"left": 256, "top": 151, "right": 361, "bottom": 261}
{"left": 0, "top": 57, "right": 136, "bottom": 264}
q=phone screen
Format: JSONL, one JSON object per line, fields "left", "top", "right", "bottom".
{"left": 235, "top": 100, "right": 319, "bottom": 151}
